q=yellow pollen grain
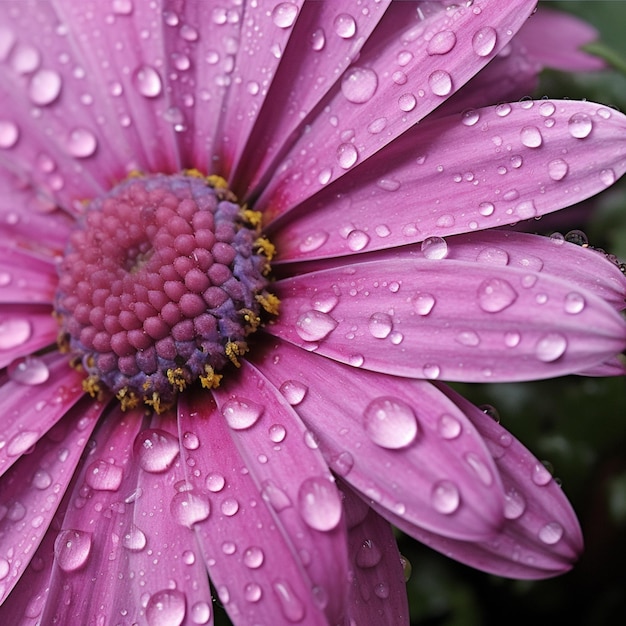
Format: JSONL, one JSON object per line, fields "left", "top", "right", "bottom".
{"left": 206, "top": 174, "right": 229, "bottom": 189}
{"left": 200, "top": 365, "right": 223, "bottom": 389}
{"left": 256, "top": 292, "right": 281, "bottom": 316}
{"left": 144, "top": 392, "right": 172, "bottom": 415}
{"left": 183, "top": 168, "right": 206, "bottom": 179}
{"left": 240, "top": 308, "right": 261, "bottom": 333}
{"left": 167, "top": 367, "right": 188, "bottom": 392}
{"left": 255, "top": 237, "right": 276, "bottom": 262}
{"left": 241, "top": 208, "right": 263, "bottom": 229}
{"left": 82, "top": 375, "right": 102, "bottom": 399}
{"left": 116, "top": 387, "right": 140, "bottom": 411}
{"left": 226, "top": 341, "right": 247, "bottom": 367}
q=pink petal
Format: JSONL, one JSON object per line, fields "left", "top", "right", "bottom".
{"left": 252, "top": 339, "right": 506, "bottom": 541}
{"left": 0, "top": 352, "right": 84, "bottom": 479}
{"left": 270, "top": 100, "right": 626, "bottom": 262}
{"left": 41, "top": 407, "right": 213, "bottom": 625}
{"left": 254, "top": 0, "right": 536, "bottom": 215}
{"left": 0, "top": 396, "right": 103, "bottom": 604}
{"left": 231, "top": 0, "right": 389, "bottom": 193}
{"left": 341, "top": 483, "right": 409, "bottom": 625}
{"left": 268, "top": 252, "right": 626, "bottom": 383}
{"left": 0, "top": 248, "right": 57, "bottom": 304}
{"left": 200, "top": 361, "right": 349, "bottom": 624}
{"left": 375, "top": 383, "right": 583, "bottom": 579}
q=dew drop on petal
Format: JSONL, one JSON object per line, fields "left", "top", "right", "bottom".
{"left": 464, "top": 452, "right": 493, "bottom": 485}
{"left": 7, "top": 356, "right": 49, "bottom": 385}
{"left": 341, "top": 67, "right": 378, "bottom": 104}
{"left": 190, "top": 601, "right": 211, "bottom": 625}
{"left": 413, "top": 293, "right": 436, "bottom": 316}
{"left": 221, "top": 398, "right": 264, "bottom": 430}
{"left": 356, "top": 539, "right": 382, "bottom": 568}
{"left": 66, "top": 127, "right": 97, "bottom": 158}
{"left": 295, "top": 310, "right": 337, "bottom": 342}
{"left": 206, "top": 472, "right": 225, "bottom": 492}
{"left": 133, "top": 65, "right": 162, "bottom": 97}
{"left": 145, "top": 589, "right": 186, "bottom": 626}
{"left": 54, "top": 529, "right": 92, "bottom": 572}
{"left": 428, "top": 69, "right": 452, "bottom": 96}
{"left": 547, "top": 158, "right": 568, "bottom": 181}
{"left": 297, "top": 477, "right": 342, "bottom": 531}
{"left": 0, "top": 120, "right": 19, "bottom": 148}
{"left": 122, "top": 524, "right": 147, "bottom": 551}
{"left": 535, "top": 333, "right": 567, "bottom": 362}
{"left": 398, "top": 93, "right": 417, "bottom": 112}
{"left": 134, "top": 429, "right": 180, "bottom": 473}
{"left": 422, "top": 363, "right": 441, "bottom": 379}
{"left": 538, "top": 521, "right": 564, "bottom": 545}
{"left": 461, "top": 109, "right": 480, "bottom": 126}
{"left": 170, "top": 491, "right": 210, "bottom": 527}
{"left": 333, "top": 13, "right": 356, "bottom": 38}
{"left": 273, "top": 580, "right": 306, "bottom": 622}
{"left": 364, "top": 397, "right": 418, "bottom": 449}
{"left": 532, "top": 462, "right": 553, "bottom": 486}
{"left": 503, "top": 488, "right": 526, "bottom": 520}
{"left": 85, "top": 459, "right": 123, "bottom": 491}
{"left": 330, "top": 451, "right": 354, "bottom": 477}
{"left": 421, "top": 236, "right": 448, "bottom": 259}
{"left": 438, "top": 414, "right": 462, "bottom": 440}
{"left": 495, "top": 103, "right": 511, "bottom": 117}
{"left": 368, "top": 312, "right": 393, "bottom": 339}
{"left": 279, "top": 380, "right": 307, "bottom": 406}
{"left": 520, "top": 126, "right": 542, "bottom": 148}
{"left": 298, "top": 230, "right": 328, "bottom": 253}
{"left": 476, "top": 247, "right": 509, "bottom": 266}
{"left": 244, "top": 583, "right": 263, "bottom": 603}
{"left": 477, "top": 278, "right": 518, "bottom": 312}
{"left": 7, "top": 430, "right": 39, "bottom": 456}
{"left": 427, "top": 30, "right": 456, "bottom": 55}
{"left": 272, "top": 2, "right": 299, "bottom": 28}
{"left": 564, "top": 292, "right": 585, "bottom": 314}
{"left": 504, "top": 331, "right": 521, "bottom": 348}
{"left": 243, "top": 546, "right": 264, "bottom": 569}
{"left": 472, "top": 26, "right": 497, "bottom": 56}
{"left": 599, "top": 168, "right": 616, "bottom": 186}
{"left": 336, "top": 143, "right": 358, "bottom": 169}
{"left": 28, "top": 69, "right": 62, "bottom": 105}
{"left": 346, "top": 229, "right": 369, "bottom": 251}
{"left": 568, "top": 112, "right": 593, "bottom": 138}
{"left": 112, "top": 0, "right": 133, "bottom": 15}
{"left": 310, "top": 28, "right": 325, "bottom": 51}
{"left": 430, "top": 480, "right": 460, "bottom": 514}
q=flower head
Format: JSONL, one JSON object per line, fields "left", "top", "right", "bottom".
{"left": 0, "top": 1, "right": 625, "bottom": 625}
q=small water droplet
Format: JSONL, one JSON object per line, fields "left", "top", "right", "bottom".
{"left": 430, "top": 480, "right": 460, "bottom": 514}
{"left": 503, "top": 488, "right": 526, "bottom": 520}
{"left": 190, "top": 601, "right": 211, "bottom": 624}
{"left": 568, "top": 112, "right": 593, "bottom": 138}
{"left": 356, "top": 539, "right": 382, "bottom": 568}
{"left": 311, "top": 28, "right": 325, "bottom": 51}
{"left": 122, "top": 524, "right": 147, "bottom": 551}
{"left": 7, "top": 356, "right": 49, "bottom": 385}
{"left": 66, "top": 127, "right": 97, "bottom": 158}
{"left": 398, "top": 92, "right": 417, "bottom": 112}
{"left": 464, "top": 452, "right": 493, "bottom": 485}
{"left": 427, "top": 30, "right": 456, "bottom": 55}
{"left": 539, "top": 101, "right": 555, "bottom": 117}
{"left": 438, "top": 414, "right": 462, "bottom": 440}
{"left": 145, "top": 589, "right": 186, "bottom": 626}
{"left": 477, "top": 278, "right": 518, "bottom": 312}
{"left": 504, "top": 331, "right": 521, "bottom": 348}
{"left": 422, "top": 363, "right": 441, "bottom": 379}
{"left": 346, "top": 229, "right": 369, "bottom": 251}
{"left": 538, "top": 521, "right": 564, "bottom": 545}
{"left": 341, "top": 67, "right": 378, "bottom": 104}
{"left": 133, "top": 65, "right": 162, "bottom": 98}
{"left": 535, "top": 333, "right": 567, "bottom": 362}
{"left": 428, "top": 69, "right": 453, "bottom": 96}
{"left": 599, "top": 168, "right": 616, "bottom": 186}
{"left": 112, "top": 0, "right": 133, "bottom": 14}
{"left": 330, "top": 451, "right": 354, "bottom": 477}
{"left": 182, "top": 431, "right": 200, "bottom": 450}
{"left": 205, "top": 472, "right": 225, "bottom": 492}
{"left": 28, "top": 69, "right": 62, "bottom": 105}
{"left": 298, "top": 230, "right": 328, "bottom": 253}
{"left": 7, "top": 430, "right": 40, "bottom": 456}
{"left": 520, "top": 126, "right": 542, "bottom": 148}
{"left": 170, "top": 491, "right": 210, "bottom": 527}
{"left": 297, "top": 477, "right": 342, "bottom": 531}
{"left": 495, "top": 103, "right": 511, "bottom": 117}
{"left": 54, "top": 529, "right": 92, "bottom": 572}
{"left": 461, "top": 109, "right": 480, "bottom": 126}
{"left": 220, "top": 497, "right": 239, "bottom": 516}
{"left": 456, "top": 330, "right": 480, "bottom": 347}
{"left": 368, "top": 312, "right": 393, "bottom": 339}
{"left": 421, "top": 236, "right": 448, "bottom": 259}
{"left": 532, "top": 462, "right": 553, "bottom": 486}
{"left": 244, "top": 583, "right": 263, "bottom": 603}
{"left": 221, "top": 398, "right": 264, "bottom": 430}
{"left": 547, "top": 158, "right": 568, "bottom": 181}
{"left": 472, "top": 26, "right": 497, "bottom": 56}
{"left": 413, "top": 293, "right": 436, "bottom": 316}
{"left": 295, "top": 310, "right": 337, "bottom": 342}
{"left": 134, "top": 429, "right": 180, "bottom": 473}
{"left": 364, "top": 397, "right": 419, "bottom": 449}
{"left": 564, "top": 292, "right": 585, "bottom": 314}
{"left": 333, "top": 13, "right": 356, "bottom": 38}
{"left": 85, "top": 459, "right": 123, "bottom": 491}
{"left": 0, "top": 120, "right": 19, "bottom": 148}
{"left": 243, "top": 546, "right": 264, "bottom": 569}
{"left": 272, "top": 3, "right": 299, "bottom": 28}
{"left": 336, "top": 142, "right": 358, "bottom": 169}
{"left": 477, "top": 247, "right": 509, "bottom": 266}
{"left": 273, "top": 579, "right": 306, "bottom": 622}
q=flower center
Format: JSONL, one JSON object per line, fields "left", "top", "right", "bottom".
{"left": 55, "top": 172, "right": 277, "bottom": 412}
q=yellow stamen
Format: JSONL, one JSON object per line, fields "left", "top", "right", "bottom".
{"left": 82, "top": 375, "right": 102, "bottom": 399}
{"left": 241, "top": 208, "right": 263, "bottom": 229}
{"left": 183, "top": 168, "right": 206, "bottom": 179}
{"left": 256, "top": 292, "right": 281, "bottom": 316}
{"left": 167, "top": 367, "right": 188, "bottom": 392}
{"left": 116, "top": 387, "right": 140, "bottom": 411}
{"left": 255, "top": 237, "right": 276, "bottom": 262}
{"left": 240, "top": 308, "right": 262, "bottom": 333}
{"left": 226, "top": 341, "right": 247, "bottom": 367}
{"left": 206, "top": 174, "right": 229, "bottom": 189}
{"left": 200, "top": 365, "right": 223, "bottom": 389}
{"left": 144, "top": 392, "right": 172, "bottom": 414}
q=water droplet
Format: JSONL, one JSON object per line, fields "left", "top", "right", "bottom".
{"left": 514, "top": 200, "right": 537, "bottom": 220}
{"left": 220, "top": 497, "right": 239, "bottom": 516}
{"left": 311, "top": 28, "right": 326, "bottom": 51}
{"left": 28, "top": 69, "right": 62, "bottom": 105}
{"left": 464, "top": 452, "right": 493, "bottom": 485}
{"left": 182, "top": 431, "right": 200, "bottom": 450}
{"left": 356, "top": 539, "right": 382, "bottom": 568}
{"left": 222, "top": 398, "right": 264, "bottom": 430}
{"left": 298, "top": 230, "right": 328, "bottom": 253}
{"left": 7, "top": 356, "right": 49, "bottom": 385}
{"left": 66, "top": 127, "right": 97, "bottom": 158}
{"left": 520, "top": 126, "right": 542, "bottom": 148}
{"left": 438, "top": 414, "right": 462, "bottom": 440}
{"left": 112, "top": 0, "right": 133, "bottom": 15}
{"left": 503, "top": 488, "right": 526, "bottom": 520}
{"left": 539, "top": 101, "right": 555, "bottom": 117}
{"left": 478, "top": 201, "right": 495, "bottom": 217}
{"left": 7, "top": 430, "right": 40, "bottom": 456}
{"left": 31, "top": 468, "right": 52, "bottom": 490}
{"left": 461, "top": 109, "right": 480, "bottom": 126}
{"left": 333, "top": 13, "right": 356, "bottom": 38}
{"left": 145, "top": 589, "right": 186, "bottom": 626}
{"left": 244, "top": 583, "right": 263, "bottom": 603}
{"left": 368, "top": 312, "right": 393, "bottom": 339}
{"left": 599, "top": 168, "right": 616, "bottom": 186}
{"left": 422, "top": 363, "right": 441, "bottom": 379}
{"left": 398, "top": 92, "right": 417, "bottom": 112}
{"left": 170, "top": 491, "right": 210, "bottom": 527}
{"left": 341, "top": 67, "right": 378, "bottom": 104}
{"left": 346, "top": 229, "right": 369, "bottom": 251}
{"left": 206, "top": 472, "right": 225, "bottom": 492}
{"left": 427, "top": 30, "right": 456, "bottom": 55}
{"left": 243, "top": 546, "right": 264, "bottom": 569}
{"left": 297, "top": 477, "right": 342, "bottom": 531}
{"left": 122, "top": 524, "right": 147, "bottom": 551}
{"left": 54, "top": 529, "right": 92, "bottom": 572}
{"left": 532, "top": 462, "right": 553, "bottom": 486}
{"left": 190, "top": 601, "right": 211, "bottom": 624}
{"left": 430, "top": 480, "right": 460, "bottom": 514}
{"left": 134, "top": 429, "right": 180, "bottom": 473}
{"left": 472, "top": 26, "right": 497, "bottom": 56}
{"left": 564, "top": 292, "right": 585, "bottom": 314}
{"left": 272, "top": 3, "right": 299, "bottom": 28}
{"left": 336, "top": 142, "right": 358, "bottom": 169}
{"left": 0, "top": 120, "right": 19, "bottom": 148}
{"left": 495, "top": 103, "right": 511, "bottom": 117}
{"left": 456, "top": 330, "right": 480, "bottom": 347}
{"left": 413, "top": 293, "right": 436, "bottom": 315}
{"left": 535, "top": 333, "right": 567, "bottom": 362}
{"left": 295, "top": 310, "right": 337, "bottom": 342}
{"left": 547, "top": 158, "right": 568, "bottom": 181}
{"left": 421, "top": 236, "right": 448, "bottom": 259}
{"left": 273, "top": 579, "right": 306, "bottom": 622}
{"left": 261, "top": 480, "right": 292, "bottom": 511}
{"left": 476, "top": 247, "right": 509, "bottom": 266}
{"left": 364, "top": 397, "right": 419, "bottom": 449}
{"left": 568, "top": 112, "right": 593, "bottom": 138}
{"left": 538, "top": 521, "right": 564, "bottom": 545}
{"left": 133, "top": 65, "right": 162, "bottom": 98}
{"left": 85, "top": 459, "right": 123, "bottom": 491}
{"left": 428, "top": 69, "right": 453, "bottom": 96}
{"left": 279, "top": 380, "right": 307, "bottom": 406}
{"left": 504, "top": 331, "right": 521, "bottom": 348}
{"left": 477, "top": 278, "right": 518, "bottom": 312}
{"left": 330, "top": 451, "right": 354, "bottom": 476}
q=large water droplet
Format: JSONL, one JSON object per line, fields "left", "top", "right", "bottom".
{"left": 134, "top": 429, "right": 180, "bottom": 473}
{"left": 170, "top": 491, "right": 210, "bottom": 527}
{"left": 477, "top": 278, "right": 518, "bottom": 312}
{"left": 364, "top": 397, "right": 418, "bottom": 449}
{"left": 0, "top": 120, "right": 19, "bottom": 148}
{"left": 273, "top": 580, "right": 306, "bottom": 622}
{"left": 85, "top": 459, "right": 123, "bottom": 491}
{"left": 568, "top": 112, "right": 593, "bottom": 138}
{"left": 413, "top": 293, "right": 436, "bottom": 316}
{"left": 66, "top": 127, "right": 97, "bottom": 158}
{"left": 133, "top": 65, "right": 162, "bottom": 98}
{"left": 190, "top": 601, "right": 211, "bottom": 624}
{"left": 398, "top": 93, "right": 417, "bottom": 112}
{"left": 421, "top": 236, "right": 448, "bottom": 260}
{"left": 564, "top": 292, "right": 585, "bottom": 314}
{"left": 122, "top": 524, "right": 147, "bottom": 551}
{"left": 368, "top": 312, "right": 393, "bottom": 339}
{"left": 341, "top": 67, "right": 378, "bottom": 104}
{"left": 243, "top": 546, "right": 264, "bottom": 569}
{"left": 28, "top": 69, "right": 62, "bottom": 105}
{"left": 427, "top": 30, "right": 456, "bottom": 55}
{"left": 7, "top": 356, "right": 49, "bottom": 385}
{"left": 535, "top": 333, "right": 567, "bottom": 362}
{"left": 145, "top": 589, "right": 186, "bottom": 626}
{"left": 272, "top": 2, "right": 298, "bottom": 28}
{"left": 295, "top": 310, "right": 338, "bottom": 342}
{"left": 472, "top": 26, "right": 497, "bottom": 56}
{"left": 333, "top": 13, "right": 356, "bottom": 38}
{"left": 336, "top": 142, "right": 358, "bottom": 169}
{"left": 298, "top": 230, "right": 328, "bottom": 253}
{"left": 503, "top": 488, "right": 526, "bottom": 520}
{"left": 297, "top": 477, "right": 342, "bottom": 531}
{"left": 538, "top": 521, "right": 564, "bottom": 545}
{"left": 221, "top": 397, "right": 263, "bottom": 430}
{"left": 430, "top": 480, "right": 460, "bottom": 514}
{"left": 279, "top": 380, "right": 307, "bottom": 406}
{"left": 346, "top": 229, "right": 369, "bottom": 251}
{"left": 547, "top": 158, "right": 568, "bottom": 181}
{"left": 438, "top": 414, "right": 462, "bottom": 440}
{"left": 532, "top": 462, "right": 553, "bottom": 486}
{"left": 54, "top": 529, "right": 92, "bottom": 572}
{"left": 112, "top": 0, "right": 134, "bottom": 15}
{"left": 599, "top": 168, "right": 616, "bottom": 186}
{"left": 520, "top": 126, "right": 542, "bottom": 148}
{"left": 356, "top": 538, "right": 382, "bottom": 568}
{"left": 428, "top": 69, "right": 452, "bottom": 96}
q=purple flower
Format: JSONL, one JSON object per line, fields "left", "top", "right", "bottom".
{"left": 1, "top": 1, "right": 625, "bottom": 625}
